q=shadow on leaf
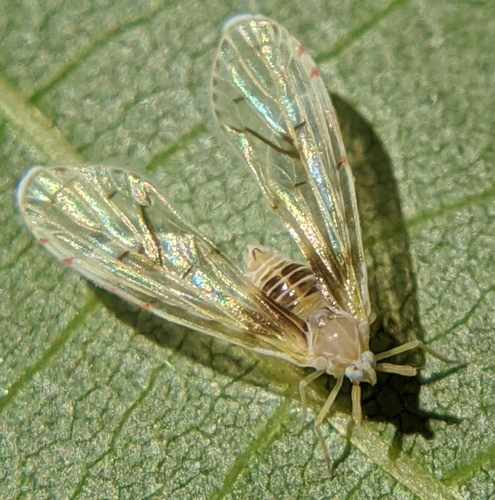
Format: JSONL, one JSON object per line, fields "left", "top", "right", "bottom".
{"left": 334, "top": 94, "right": 462, "bottom": 443}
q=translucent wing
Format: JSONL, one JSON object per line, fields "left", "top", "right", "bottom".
{"left": 17, "top": 165, "right": 309, "bottom": 364}
{"left": 211, "top": 15, "right": 370, "bottom": 319}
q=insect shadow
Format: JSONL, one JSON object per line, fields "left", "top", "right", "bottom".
{"left": 95, "top": 93, "right": 461, "bottom": 466}
{"left": 332, "top": 95, "right": 462, "bottom": 446}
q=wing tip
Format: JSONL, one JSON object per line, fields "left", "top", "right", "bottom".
{"left": 16, "top": 165, "right": 46, "bottom": 209}
{"left": 221, "top": 13, "right": 266, "bottom": 34}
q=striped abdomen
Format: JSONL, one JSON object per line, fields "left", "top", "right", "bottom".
{"left": 243, "top": 245, "right": 326, "bottom": 320}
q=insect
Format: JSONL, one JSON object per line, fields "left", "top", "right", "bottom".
{"left": 17, "top": 15, "right": 455, "bottom": 473}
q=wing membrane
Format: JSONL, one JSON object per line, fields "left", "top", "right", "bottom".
{"left": 211, "top": 16, "right": 370, "bottom": 318}
{"left": 17, "top": 165, "right": 308, "bottom": 363}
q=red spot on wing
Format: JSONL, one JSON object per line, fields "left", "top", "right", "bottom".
{"left": 143, "top": 301, "right": 155, "bottom": 311}
{"left": 336, "top": 156, "right": 348, "bottom": 169}
{"left": 63, "top": 257, "right": 73, "bottom": 266}
{"left": 39, "top": 238, "right": 49, "bottom": 245}
{"left": 310, "top": 67, "right": 319, "bottom": 78}
{"left": 298, "top": 45, "right": 305, "bottom": 56}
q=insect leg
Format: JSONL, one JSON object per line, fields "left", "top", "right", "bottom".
{"left": 375, "top": 363, "right": 417, "bottom": 377}
{"left": 298, "top": 369, "right": 325, "bottom": 431}
{"left": 351, "top": 384, "right": 362, "bottom": 426}
{"left": 314, "top": 375, "right": 344, "bottom": 476}
{"left": 375, "top": 340, "right": 460, "bottom": 377}
{"left": 374, "top": 340, "right": 458, "bottom": 364}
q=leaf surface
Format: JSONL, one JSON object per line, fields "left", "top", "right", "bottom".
{"left": 1, "top": 0, "right": 493, "bottom": 497}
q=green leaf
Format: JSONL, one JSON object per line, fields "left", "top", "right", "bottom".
{"left": 1, "top": 0, "right": 494, "bottom": 497}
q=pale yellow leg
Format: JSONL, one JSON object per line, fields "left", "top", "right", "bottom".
{"left": 374, "top": 340, "right": 457, "bottom": 363}
{"left": 314, "top": 375, "right": 344, "bottom": 476}
{"left": 298, "top": 369, "right": 325, "bottom": 432}
{"left": 351, "top": 384, "right": 362, "bottom": 425}
{"left": 376, "top": 363, "right": 417, "bottom": 377}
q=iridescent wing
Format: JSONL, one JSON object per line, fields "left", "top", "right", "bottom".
{"left": 210, "top": 15, "right": 370, "bottom": 320}
{"left": 17, "top": 165, "right": 309, "bottom": 364}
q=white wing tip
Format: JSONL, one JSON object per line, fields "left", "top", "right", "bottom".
{"left": 16, "top": 165, "right": 45, "bottom": 208}
{"left": 221, "top": 13, "right": 265, "bottom": 33}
